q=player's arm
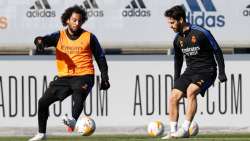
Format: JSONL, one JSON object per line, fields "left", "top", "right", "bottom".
{"left": 90, "top": 34, "right": 110, "bottom": 90}
{"left": 206, "top": 31, "right": 227, "bottom": 82}
{"left": 173, "top": 39, "right": 183, "bottom": 80}
{"left": 34, "top": 31, "right": 60, "bottom": 52}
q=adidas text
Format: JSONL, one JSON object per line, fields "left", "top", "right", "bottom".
{"left": 122, "top": 9, "right": 150, "bottom": 17}
{"left": 26, "top": 10, "right": 56, "bottom": 18}
{"left": 86, "top": 10, "right": 104, "bottom": 17}
{"left": 243, "top": 9, "right": 250, "bottom": 16}
{"left": 187, "top": 12, "right": 225, "bottom": 27}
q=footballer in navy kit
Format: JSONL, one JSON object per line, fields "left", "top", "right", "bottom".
{"left": 162, "top": 5, "right": 227, "bottom": 139}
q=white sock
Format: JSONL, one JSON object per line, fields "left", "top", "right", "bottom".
{"left": 182, "top": 120, "right": 191, "bottom": 132}
{"left": 65, "top": 114, "right": 76, "bottom": 121}
{"left": 170, "top": 121, "right": 178, "bottom": 133}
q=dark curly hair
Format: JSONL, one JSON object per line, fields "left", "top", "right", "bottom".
{"left": 61, "top": 5, "right": 88, "bottom": 26}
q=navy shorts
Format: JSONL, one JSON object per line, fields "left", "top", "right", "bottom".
{"left": 174, "top": 68, "right": 217, "bottom": 97}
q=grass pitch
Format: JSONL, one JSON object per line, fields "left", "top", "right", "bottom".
{"left": 1, "top": 134, "right": 250, "bottom": 141}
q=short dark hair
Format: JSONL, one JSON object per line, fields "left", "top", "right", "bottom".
{"left": 61, "top": 5, "right": 88, "bottom": 26}
{"left": 164, "top": 5, "right": 186, "bottom": 21}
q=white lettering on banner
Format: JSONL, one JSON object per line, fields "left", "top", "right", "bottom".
{"left": 0, "top": 75, "right": 108, "bottom": 118}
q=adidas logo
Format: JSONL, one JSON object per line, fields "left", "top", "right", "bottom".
{"left": 186, "top": 0, "right": 216, "bottom": 12}
{"left": 184, "top": 0, "right": 225, "bottom": 28}
{"left": 125, "top": 0, "right": 146, "bottom": 9}
{"left": 29, "top": 0, "right": 51, "bottom": 10}
{"left": 26, "top": 0, "right": 56, "bottom": 18}
{"left": 243, "top": 4, "right": 250, "bottom": 16}
{"left": 122, "top": 0, "right": 151, "bottom": 17}
{"left": 80, "top": 0, "right": 104, "bottom": 17}
{"left": 82, "top": 0, "right": 99, "bottom": 9}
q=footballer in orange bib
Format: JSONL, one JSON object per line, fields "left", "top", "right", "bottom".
{"left": 30, "top": 5, "right": 110, "bottom": 141}
{"left": 56, "top": 30, "right": 94, "bottom": 77}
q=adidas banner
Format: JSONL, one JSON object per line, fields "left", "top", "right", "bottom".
{"left": 0, "top": 55, "right": 249, "bottom": 131}
{"left": 0, "top": 0, "right": 250, "bottom": 48}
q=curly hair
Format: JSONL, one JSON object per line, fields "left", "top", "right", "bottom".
{"left": 61, "top": 5, "right": 88, "bottom": 26}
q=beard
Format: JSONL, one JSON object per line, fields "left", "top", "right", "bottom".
{"left": 68, "top": 26, "right": 81, "bottom": 35}
{"left": 174, "top": 23, "right": 182, "bottom": 33}
{"left": 172, "top": 28, "right": 178, "bottom": 33}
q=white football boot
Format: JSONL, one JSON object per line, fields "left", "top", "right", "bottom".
{"left": 161, "top": 128, "right": 189, "bottom": 139}
{"left": 62, "top": 114, "right": 76, "bottom": 133}
{"left": 28, "top": 133, "right": 46, "bottom": 141}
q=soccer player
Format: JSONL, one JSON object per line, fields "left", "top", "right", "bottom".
{"left": 29, "top": 5, "right": 110, "bottom": 141}
{"left": 162, "top": 5, "right": 227, "bottom": 139}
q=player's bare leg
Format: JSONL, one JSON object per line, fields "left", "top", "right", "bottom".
{"left": 179, "top": 84, "right": 200, "bottom": 138}
{"left": 169, "top": 89, "right": 184, "bottom": 123}
{"left": 162, "top": 85, "right": 200, "bottom": 139}
{"left": 185, "top": 84, "right": 200, "bottom": 122}
{"left": 162, "top": 89, "right": 183, "bottom": 139}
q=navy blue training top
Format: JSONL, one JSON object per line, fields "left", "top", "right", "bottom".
{"left": 173, "top": 23, "right": 225, "bottom": 79}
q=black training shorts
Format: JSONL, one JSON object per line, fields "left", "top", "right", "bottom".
{"left": 47, "top": 75, "right": 94, "bottom": 101}
{"left": 174, "top": 68, "right": 217, "bottom": 97}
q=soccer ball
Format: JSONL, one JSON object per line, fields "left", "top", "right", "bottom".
{"left": 147, "top": 120, "right": 164, "bottom": 137}
{"left": 189, "top": 121, "right": 199, "bottom": 136}
{"left": 75, "top": 116, "right": 96, "bottom": 136}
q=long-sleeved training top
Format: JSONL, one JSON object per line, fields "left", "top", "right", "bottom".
{"left": 173, "top": 24, "right": 225, "bottom": 79}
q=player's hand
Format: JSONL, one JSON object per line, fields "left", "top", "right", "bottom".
{"left": 34, "top": 37, "right": 45, "bottom": 53}
{"left": 100, "top": 80, "right": 110, "bottom": 90}
{"left": 218, "top": 73, "right": 227, "bottom": 82}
